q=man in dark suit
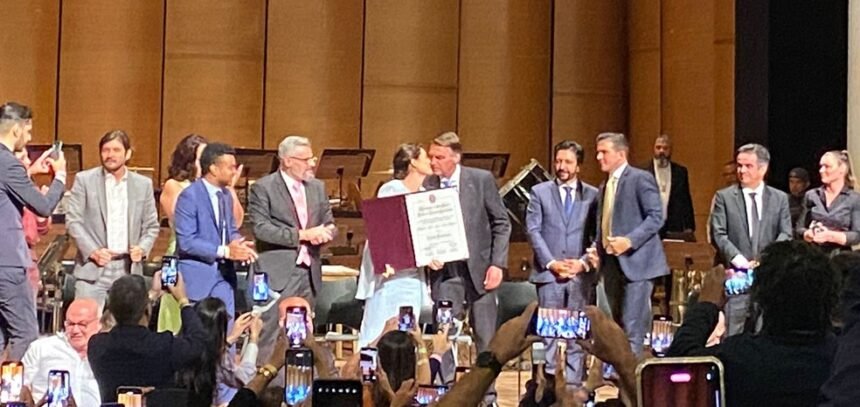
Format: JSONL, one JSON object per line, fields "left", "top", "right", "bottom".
{"left": 0, "top": 102, "right": 66, "bottom": 360}
{"left": 247, "top": 135, "right": 335, "bottom": 366}
{"left": 709, "top": 143, "right": 791, "bottom": 335}
{"left": 641, "top": 134, "right": 695, "bottom": 237}
{"left": 595, "top": 132, "right": 668, "bottom": 357}
{"left": 526, "top": 140, "right": 598, "bottom": 393}
{"left": 425, "top": 132, "right": 511, "bottom": 405}
{"left": 175, "top": 143, "right": 257, "bottom": 326}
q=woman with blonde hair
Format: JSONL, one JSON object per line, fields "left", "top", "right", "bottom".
{"left": 798, "top": 150, "right": 860, "bottom": 254}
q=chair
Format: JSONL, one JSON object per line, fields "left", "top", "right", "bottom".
{"left": 315, "top": 277, "right": 364, "bottom": 359}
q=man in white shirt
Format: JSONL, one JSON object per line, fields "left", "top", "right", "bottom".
{"left": 709, "top": 143, "right": 792, "bottom": 335}
{"left": 66, "top": 130, "right": 160, "bottom": 307}
{"left": 22, "top": 299, "right": 101, "bottom": 406}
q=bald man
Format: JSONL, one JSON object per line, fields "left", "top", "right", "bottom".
{"left": 22, "top": 299, "right": 102, "bottom": 406}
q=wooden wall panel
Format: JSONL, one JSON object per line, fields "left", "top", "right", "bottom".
{"left": 161, "top": 0, "right": 265, "bottom": 181}
{"left": 627, "top": 0, "right": 661, "bottom": 164}
{"left": 0, "top": 2, "right": 59, "bottom": 144}
{"left": 263, "top": 1, "right": 364, "bottom": 151}
{"left": 57, "top": 1, "right": 164, "bottom": 173}
{"left": 552, "top": 0, "right": 627, "bottom": 186}
{"left": 458, "top": 0, "right": 551, "bottom": 179}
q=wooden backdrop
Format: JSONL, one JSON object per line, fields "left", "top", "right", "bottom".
{"left": 0, "top": 0, "right": 733, "bottom": 241}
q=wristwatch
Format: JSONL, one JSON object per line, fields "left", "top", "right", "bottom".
{"left": 475, "top": 351, "right": 503, "bottom": 376}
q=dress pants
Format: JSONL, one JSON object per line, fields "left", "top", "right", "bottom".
{"left": 0, "top": 267, "right": 38, "bottom": 360}
{"left": 597, "top": 255, "right": 653, "bottom": 357}
{"left": 74, "top": 259, "right": 129, "bottom": 310}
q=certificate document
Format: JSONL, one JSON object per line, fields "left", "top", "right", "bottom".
{"left": 404, "top": 188, "right": 469, "bottom": 266}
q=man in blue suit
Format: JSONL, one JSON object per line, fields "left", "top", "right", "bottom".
{"left": 595, "top": 132, "right": 667, "bottom": 356}
{"left": 175, "top": 143, "right": 257, "bottom": 323}
{"left": 526, "top": 140, "right": 598, "bottom": 394}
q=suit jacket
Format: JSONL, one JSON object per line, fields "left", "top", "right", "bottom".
{"left": 642, "top": 160, "right": 696, "bottom": 234}
{"left": 709, "top": 184, "right": 791, "bottom": 266}
{"left": 66, "top": 167, "right": 160, "bottom": 280}
{"left": 247, "top": 172, "right": 333, "bottom": 293}
{"left": 0, "top": 144, "right": 65, "bottom": 268}
{"left": 175, "top": 179, "right": 242, "bottom": 301}
{"left": 526, "top": 179, "right": 599, "bottom": 284}
{"left": 424, "top": 166, "right": 511, "bottom": 294}
{"left": 596, "top": 165, "right": 668, "bottom": 281}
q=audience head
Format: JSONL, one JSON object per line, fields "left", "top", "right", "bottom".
{"left": 820, "top": 150, "right": 855, "bottom": 190}
{"left": 753, "top": 241, "right": 837, "bottom": 337}
{"left": 722, "top": 159, "right": 738, "bottom": 186}
{"left": 377, "top": 330, "right": 417, "bottom": 395}
{"left": 168, "top": 134, "right": 208, "bottom": 182}
{"left": 194, "top": 297, "right": 230, "bottom": 353}
{"left": 735, "top": 143, "right": 770, "bottom": 188}
{"left": 99, "top": 130, "right": 132, "bottom": 174}
{"left": 176, "top": 297, "right": 228, "bottom": 404}
{"left": 0, "top": 102, "right": 33, "bottom": 152}
{"left": 278, "top": 135, "right": 317, "bottom": 181}
{"left": 107, "top": 275, "right": 150, "bottom": 327}
{"left": 653, "top": 134, "right": 672, "bottom": 166}
{"left": 200, "top": 142, "right": 237, "bottom": 188}
{"left": 788, "top": 167, "right": 810, "bottom": 197}
{"left": 63, "top": 298, "right": 101, "bottom": 355}
{"left": 392, "top": 143, "right": 432, "bottom": 180}
{"left": 595, "top": 132, "right": 629, "bottom": 174}
{"left": 553, "top": 140, "right": 584, "bottom": 183}
{"left": 429, "top": 132, "right": 462, "bottom": 178}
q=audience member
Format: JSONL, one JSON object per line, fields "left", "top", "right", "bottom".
{"left": 798, "top": 150, "right": 860, "bottom": 255}
{"left": 226, "top": 330, "right": 289, "bottom": 407}
{"left": 820, "top": 251, "right": 860, "bottom": 406}
{"left": 273, "top": 297, "right": 339, "bottom": 385}
{"left": 788, "top": 167, "right": 811, "bottom": 229}
{"left": 88, "top": 273, "right": 207, "bottom": 402}
{"left": 22, "top": 299, "right": 101, "bottom": 406}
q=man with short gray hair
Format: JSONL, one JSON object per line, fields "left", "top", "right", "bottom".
{"left": 247, "top": 135, "right": 335, "bottom": 365}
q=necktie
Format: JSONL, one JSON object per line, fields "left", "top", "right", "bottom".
{"left": 216, "top": 190, "right": 227, "bottom": 246}
{"left": 293, "top": 182, "right": 311, "bottom": 266}
{"left": 601, "top": 176, "right": 617, "bottom": 249}
{"left": 563, "top": 186, "right": 574, "bottom": 219}
{"left": 749, "top": 192, "right": 760, "bottom": 254}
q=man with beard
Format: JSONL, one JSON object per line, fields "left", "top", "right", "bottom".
{"left": 0, "top": 102, "right": 66, "bottom": 359}
{"left": 787, "top": 167, "right": 810, "bottom": 229}
{"left": 67, "top": 130, "right": 160, "bottom": 308}
{"left": 640, "top": 134, "right": 695, "bottom": 238}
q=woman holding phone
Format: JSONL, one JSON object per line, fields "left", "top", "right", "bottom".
{"left": 798, "top": 150, "right": 860, "bottom": 255}
{"left": 356, "top": 143, "right": 444, "bottom": 348}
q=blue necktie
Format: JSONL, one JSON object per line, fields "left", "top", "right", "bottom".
{"left": 217, "top": 190, "right": 227, "bottom": 245}
{"left": 564, "top": 186, "right": 574, "bottom": 219}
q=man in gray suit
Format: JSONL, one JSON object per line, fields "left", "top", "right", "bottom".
{"left": 709, "top": 143, "right": 791, "bottom": 335}
{"left": 247, "top": 135, "right": 335, "bottom": 365}
{"left": 526, "top": 140, "right": 598, "bottom": 394}
{"left": 66, "top": 130, "right": 160, "bottom": 307}
{"left": 0, "top": 102, "right": 66, "bottom": 359}
{"left": 425, "top": 132, "right": 511, "bottom": 404}
{"left": 595, "top": 132, "right": 668, "bottom": 356}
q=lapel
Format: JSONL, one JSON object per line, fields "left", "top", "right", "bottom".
{"left": 96, "top": 170, "right": 108, "bottom": 228}
{"left": 612, "top": 166, "right": 630, "bottom": 224}
{"left": 457, "top": 168, "right": 470, "bottom": 212}
{"left": 732, "top": 186, "right": 752, "bottom": 244}
{"left": 759, "top": 186, "right": 772, "bottom": 234}
{"left": 196, "top": 180, "right": 218, "bottom": 230}
{"left": 550, "top": 181, "right": 567, "bottom": 226}
{"left": 567, "top": 181, "right": 587, "bottom": 229}
{"left": 126, "top": 173, "right": 137, "bottom": 240}
{"left": 304, "top": 181, "right": 315, "bottom": 225}
{"left": 275, "top": 172, "right": 301, "bottom": 226}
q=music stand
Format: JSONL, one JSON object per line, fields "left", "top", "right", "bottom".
{"left": 316, "top": 149, "right": 375, "bottom": 204}
{"left": 234, "top": 148, "right": 279, "bottom": 208}
{"left": 462, "top": 152, "right": 510, "bottom": 178}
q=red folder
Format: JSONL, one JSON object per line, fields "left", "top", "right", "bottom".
{"left": 361, "top": 194, "right": 416, "bottom": 273}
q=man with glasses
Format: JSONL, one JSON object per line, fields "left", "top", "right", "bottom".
{"left": 21, "top": 299, "right": 102, "bottom": 406}
{"left": 247, "top": 135, "right": 335, "bottom": 366}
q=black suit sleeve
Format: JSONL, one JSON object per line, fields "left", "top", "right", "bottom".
{"left": 667, "top": 302, "right": 721, "bottom": 358}
{"left": 170, "top": 306, "right": 208, "bottom": 370}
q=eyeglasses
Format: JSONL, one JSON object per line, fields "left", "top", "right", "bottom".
{"left": 289, "top": 156, "right": 317, "bottom": 164}
{"left": 64, "top": 319, "right": 96, "bottom": 330}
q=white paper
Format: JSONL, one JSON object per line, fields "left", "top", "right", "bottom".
{"left": 404, "top": 188, "right": 470, "bottom": 266}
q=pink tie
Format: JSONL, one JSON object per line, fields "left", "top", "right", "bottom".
{"left": 292, "top": 182, "right": 312, "bottom": 266}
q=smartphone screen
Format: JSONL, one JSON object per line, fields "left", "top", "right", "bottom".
{"left": 285, "top": 348, "right": 314, "bottom": 406}
{"left": 413, "top": 385, "right": 449, "bottom": 406}
{"left": 116, "top": 387, "right": 144, "bottom": 407}
{"left": 531, "top": 307, "right": 591, "bottom": 339}
{"left": 651, "top": 316, "right": 674, "bottom": 357}
{"left": 360, "top": 347, "right": 377, "bottom": 382}
{"left": 724, "top": 268, "right": 755, "bottom": 295}
{"left": 312, "top": 379, "right": 362, "bottom": 407}
{"left": 252, "top": 272, "right": 269, "bottom": 302}
{"left": 436, "top": 300, "right": 453, "bottom": 329}
{"left": 161, "top": 256, "right": 178, "bottom": 289}
{"left": 398, "top": 306, "right": 415, "bottom": 331}
{"left": 0, "top": 362, "right": 24, "bottom": 403}
{"left": 46, "top": 370, "right": 70, "bottom": 407}
{"left": 638, "top": 360, "right": 724, "bottom": 407}
{"left": 285, "top": 306, "right": 308, "bottom": 348}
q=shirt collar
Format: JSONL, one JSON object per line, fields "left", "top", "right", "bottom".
{"left": 611, "top": 162, "right": 628, "bottom": 180}
{"left": 556, "top": 178, "right": 579, "bottom": 190}
{"left": 742, "top": 182, "right": 765, "bottom": 196}
{"left": 202, "top": 178, "right": 222, "bottom": 197}
{"left": 280, "top": 170, "right": 303, "bottom": 191}
{"left": 102, "top": 167, "right": 128, "bottom": 182}
{"left": 817, "top": 184, "right": 852, "bottom": 196}
{"left": 443, "top": 165, "right": 462, "bottom": 185}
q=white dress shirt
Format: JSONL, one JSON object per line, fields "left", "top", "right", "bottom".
{"left": 557, "top": 179, "right": 579, "bottom": 205}
{"left": 441, "top": 165, "right": 462, "bottom": 190}
{"left": 104, "top": 169, "right": 129, "bottom": 254}
{"left": 21, "top": 333, "right": 100, "bottom": 406}
{"left": 202, "top": 179, "right": 228, "bottom": 257}
{"left": 730, "top": 182, "right": 765, "bottom": 268}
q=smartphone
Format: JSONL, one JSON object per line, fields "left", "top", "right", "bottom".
{"left": 160, "top": 256, "right": 178, "bottom": 289}
{"left": 0, "top": 361, "right": 24, "bottom": 403}
{"left": 636, "top": 356, "right": 725, "bottom": 407}
{"left": 285, "top": 306, "right": 308, "bottom": 348}
{"left": 284, "top": 348, "right": 314, "bottom": 406}
{"left": 725, "top": 267, "right": 755, "bottom": 295}
{"left": 251, "top": 272, "right": 269, "bottom": 302}
{"left": 46, "top": 370, "right": 71, "bottom": 407}
{"left": 530, "top": 307, "right": 591, "bottom": 339}
{"left": 398, "top": 306, "right": 415, "bottom": 331}
{"left": 413, "top": 385, "right": 449, "bottom": 406}
{"left": 436, "top": 300, "right": 453, "bottom": 330}
{"left": 360, "top": 347, "right": 377, "bottom": 383}
{"left": 651, "top": 315, "right": 674, "bottom": 357}
{"left": 49, "top": 141, "right": 63, "bottom": 160}
{"left": 312, "top": 379, "right": 362, "bottom": 407}
{"left": 454, "top": 367, "right": 470, "bottom": 382}
{"left": 116, "top": 386, "right": 144, "bottom": 407}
